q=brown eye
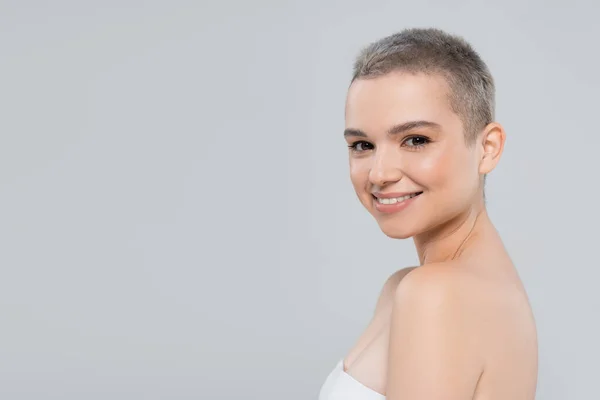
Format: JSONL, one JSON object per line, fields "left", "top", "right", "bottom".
{"left": 404, "top": 136, "right": 430, "bottom": 147}
{"left": 348, "top": 141, "right": 374, "bottom": 152}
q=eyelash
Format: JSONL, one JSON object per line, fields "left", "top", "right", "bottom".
{"left": 347, "top": 136, "right": 431, "bottom": 153}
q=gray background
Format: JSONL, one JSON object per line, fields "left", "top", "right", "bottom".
{"left": 0, "top": 1, "right": 597, "bottom": 399}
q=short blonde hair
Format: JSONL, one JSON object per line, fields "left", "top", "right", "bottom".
{"left": 352, "top": 27, "right": 495, "bottom": 145}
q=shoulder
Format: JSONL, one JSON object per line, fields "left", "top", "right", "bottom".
{"left": 382, "top": 266, "right": 419, "bottom": 297}
{"left": 389, "top": 262, "right": 490, "bottom": 358}
{"left": 393, "top": 262, "right": 478, "bottom": 305}
{"left": 386, "top": 263, "right": 486, "bottom": 397}
{"left": 391, "top": 262, "right": 487, "bottom": 349}
{"left": 372, "top": 266, "right": 418, "bottom": 314}
{"left": 375, "top": 263, "right": 484, "bottom": 319}
{"left": 374, "top": 264, "right": 473, "bottom": 314}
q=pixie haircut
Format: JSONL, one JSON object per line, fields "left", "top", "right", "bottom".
{"left": 351, "top": 28, "right": 495, "bottom": 145}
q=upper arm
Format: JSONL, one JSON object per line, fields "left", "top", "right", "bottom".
{"left": 385, "top": 267, "right": 484, "bottom": 400}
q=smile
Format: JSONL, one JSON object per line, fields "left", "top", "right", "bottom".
{"left": 372, "top": 191, "right": 423, "bottom": 214}
{"left": 374, "top": 192, "right": 422, "bottom": 204}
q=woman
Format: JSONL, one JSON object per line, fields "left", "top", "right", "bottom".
{"left": 318, "top": 28, "right": 538, "bottom": 400}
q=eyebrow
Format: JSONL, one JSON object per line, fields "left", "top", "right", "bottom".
{"left": 343, "top": 120, "right": 442, "bottom": 138}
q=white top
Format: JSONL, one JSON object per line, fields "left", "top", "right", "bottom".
{"left": 319, "top": 359, "right": 386, "bottom": 400}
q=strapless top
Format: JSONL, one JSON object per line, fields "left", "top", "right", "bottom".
{"left": 318, "top": 359, "right": 385, "bottom": 400}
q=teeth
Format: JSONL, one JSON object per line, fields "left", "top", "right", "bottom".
{"left": 376, "top": 193, "right": 420, "bottom": 205}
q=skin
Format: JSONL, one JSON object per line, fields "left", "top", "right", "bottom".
{"left": 341, "top": 71, "right": 538, "bottom": 399}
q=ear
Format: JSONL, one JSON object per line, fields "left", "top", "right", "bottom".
{"left": 478, "top": 122, "right": 506, "bottom": 175}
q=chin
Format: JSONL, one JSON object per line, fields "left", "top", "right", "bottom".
{"left": 376, "top": 220, "right": 417, "bottom": 239}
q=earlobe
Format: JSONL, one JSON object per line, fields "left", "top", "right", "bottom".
{"left": 478, "top": 153, "right": 490, "bottom": 175}
{"left": 479, "top": 153, "right": 493, "bottom": 175}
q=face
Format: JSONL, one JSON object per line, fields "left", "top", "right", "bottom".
{"left": 344, "top": 72, "right": 484, "bottom": 239}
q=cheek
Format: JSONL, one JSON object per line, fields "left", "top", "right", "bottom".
{"left": 406, "top": 151, "right": 451, "bottom": 187}
{"left": 349, "top": 160, "right": 369, "bottom": 189}
{"left": 416, "top": 148, "right": 478, "bottom": 196}
{"left": 406, "top": 149, "right": 476, "bottom": 206}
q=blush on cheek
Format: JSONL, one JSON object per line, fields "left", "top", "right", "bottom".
{"left": 412, "top": 153, "right": 450, "bottom": 188}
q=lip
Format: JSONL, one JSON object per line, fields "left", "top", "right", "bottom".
{"left": 372, "top": 192, "right": 422, "bottom": 214}
{"left": 372, "top": 191, "right": 422, "bottom": 199}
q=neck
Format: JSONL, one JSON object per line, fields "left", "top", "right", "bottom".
{"left": 413, "top": 195, "right": 493, "bottom": 265}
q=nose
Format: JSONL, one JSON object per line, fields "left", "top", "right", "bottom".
{"left": 368, "top": 147, "right": 403, "bottom": 187}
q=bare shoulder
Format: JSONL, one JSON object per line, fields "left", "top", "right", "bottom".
{"left": 393, "top": 261, "right": 518, "bottom": 306}
{"left": 390, "top": 262, "right": 499, "bottom": 347}
{"left": 372, "top": 266, "right": 418, "bottom": 314}
{"left": 380, "top": 261, "right": 527, "bottom": 321}
{"left": 392, "top": 261, "right": 537, "bottom": 363}
{"left": 385, "top": 263, "right": 487, "bottom": 398}
{"left": 394, "top": 262, "right": 475, "bottom": 295}
{"left": 374, "top": 263, "right": 473, "bottom": 315}
{"left": 386, "top": 262, "right": 537, "bottom": 398}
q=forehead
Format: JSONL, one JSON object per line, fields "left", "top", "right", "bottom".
{"left": 345, "top": 72, "right": 458, "bottom": 132}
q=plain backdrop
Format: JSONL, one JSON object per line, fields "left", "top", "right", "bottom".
{"left": 1, "top": 1, "right": 598, "bottom": 399}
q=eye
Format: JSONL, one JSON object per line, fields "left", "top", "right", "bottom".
{"left": 403, "top": 136, "right": 430, "bottom": 148}
{"left": 348, "top": 141, "right": 374, "bottom": 152}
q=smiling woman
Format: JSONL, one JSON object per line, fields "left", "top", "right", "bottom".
{"left": 319, "top": 28, "right": 538, "bottom": 400}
